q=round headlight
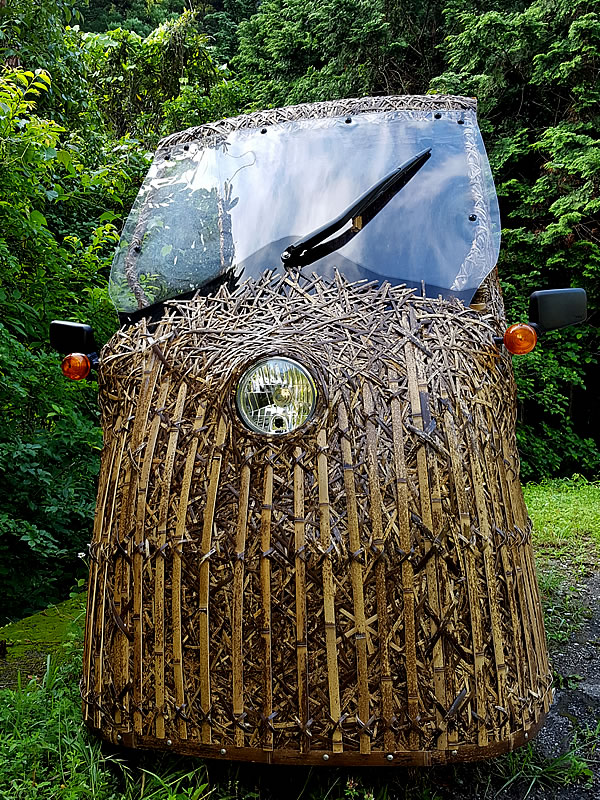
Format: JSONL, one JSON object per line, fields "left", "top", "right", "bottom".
{"left": 236, "top": 357, "right": 317, "bottom": 435}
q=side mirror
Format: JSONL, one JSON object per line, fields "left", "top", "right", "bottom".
{"left": 528, "top": 288, "right": 587, "bottom": 332}
{"left": 50, "top": 321, "right": 97, "bottom": 355}
{"left": 498, "top": 288, "right": 587, "bottom": 354}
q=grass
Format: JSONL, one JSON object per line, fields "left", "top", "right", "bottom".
{"left": 525, "top": 474, "right": 600, "bottom": 576}
{"left": 1, "top": 476, "right": 600, "bottom": 799}
{"left": 525, "top": 475, "right": 600, "bottom": 646}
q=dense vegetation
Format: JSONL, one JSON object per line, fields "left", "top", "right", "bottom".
{"left": 0, "top": 0, "right": 598, "bottom": 618}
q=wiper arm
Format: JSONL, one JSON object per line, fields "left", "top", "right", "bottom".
{"left": 281, "top": 147, "right": 431, "bottom": 269}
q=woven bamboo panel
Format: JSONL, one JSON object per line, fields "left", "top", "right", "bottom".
{"left": 82, "top": 270, "right": 551, "bottom": 766}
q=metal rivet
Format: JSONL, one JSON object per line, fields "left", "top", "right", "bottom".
{"left": 345, "top": 117, "right": 352, "bottom": 124}
{"left": 183, "top": 144, "right": 189, "bottom": 151}
{"left": 261, "top": 128, "right": 267, "bottom": 134}
{"left": 220, "top": 747, "right": 227, "bottom": 755}
{"left": 117, "top": 734, "right": 122, "bottom": 742}
{"left": 322, "top": 753, "right": 329, "bottom": 761}
{"left": 386, "top": 753, "right": 394, "bottom": 761}
{"left": 434, "top": 112, "right": 442, "bottom": 119}
{"left": 524, "top": 732, "right": 528, "bottom": 740}
{"left": 167, "top": 739, "right": 172, "bottom": 746}
{"left": 452, "top": 749, "right": 458, "bottom": 756}
{"left": 469, "top": 214, "right": 477, "bottom": 221}
{"left": 457, "top": 119, "right": 464, "bottom": 125}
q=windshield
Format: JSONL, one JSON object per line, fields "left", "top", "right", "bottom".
{"left": 109, "top": 109, "right": 500, "bottom": 313}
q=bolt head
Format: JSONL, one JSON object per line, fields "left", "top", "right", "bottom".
{"left": 167, "top": 739, "right": 172, "bottom": 746}
{"left": 524, "top": 732, "right": 528, "bottom": 740}
{"left": 116, "top": 734, "right": 122, "bottom": 742}
{"left": 220, "top": 748, "right": 227, "bottom": 755}
{"left": 386, "top": 753, "right": 394, "bottom": 761}
{"left": 322, "top": 753, "right": 329, "bottom": 761}
{"left": 451, "top": 749, "right": 458, "bottom": 756}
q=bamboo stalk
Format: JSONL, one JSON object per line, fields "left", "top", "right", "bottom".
{"left": 172, "top": 398, "right": 207, "bottom": 740}
{"left": 389, "top": 367, "right": 419, "bottom": 750}
{"left": 501, "top": 435, "right": 538, "bottom": 725}
{"left": 491, "top": 412, "right": 527, "bottom": 726}
{"left": 362, "top": 384, "right": 394, "bottom": 752}
{"left": 85, "top": 426, "right": 120, "bottom": 728}
{"left": 131, "top": 350, "right": 163, "bottom": 735}
{"left": 154, "top": 382, "right": 186, "bottom": 739}
{"left": 444, "top": 402, "right": 487, "bottom": 746}
{"left": 198, "top": 416, "right": 228, "bottom": 744}
{"left": 338, "top": 403, "right": 370, "bottom": 754}
{"left": 467, "top": 421, "right": 507, "bottom": 740}
{"left": 404, "top": 326, "right": 447, "bottom": 748}
{"left": 293, "top": 446, "right": 310, "bottom": 753}
{"left": 317, "top": 428, "right": 343, "bottom": 753}
{"left": 260, "top": 456, "right": 274, "bottom": 751}
{"left": 232, "top": 450, "right": 251, "bottom": 748}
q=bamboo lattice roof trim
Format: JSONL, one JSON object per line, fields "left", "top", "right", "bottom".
{"left": 158, "top": 95, "right": 478, "bottom": 153}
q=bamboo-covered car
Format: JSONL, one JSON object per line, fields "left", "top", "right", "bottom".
{"left": 51, "top": 95, "right": 587, "bottom": 766}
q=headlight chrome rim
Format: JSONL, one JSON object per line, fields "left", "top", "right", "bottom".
{"left": 235, "top": 356, "right": 318, "bottom": 436}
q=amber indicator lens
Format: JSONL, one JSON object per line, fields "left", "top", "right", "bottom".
{"left": 61, "top": 353, "right": 91, "bottom": 380}
{"left": 503, "top": 323, "right": 537, "bottom": 355}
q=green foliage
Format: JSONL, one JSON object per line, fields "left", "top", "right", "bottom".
{"left": 233, "top": 0, "right": 446, "bottom": 108}
{"left": 0, "top": 324, "right": 101, "bottom": 617}
{"left": 489, "top": 740, "right": 594, "bottom": 797}
{"left": 526, "top": 474, "right": 600, "bottom": 553}
{"left": 77, "top": 0, "right": 186, "bottom": 37}
{"left": 204, "top": 0, "right": 259, "bottom": 64}
{"left": 78, "top": 12, "right": 221, "bottom": 139}
{"left": 161, "top": 74, "right": 247, "bottom": 133}
{"left": 0, "top": 0, "right": 91, "bottom": 124}
{"left": 0, "top": 0, "right": 246, "bottom": 615}
{"left": 431, "top": 0, "right": 600, "bottom": 479}
{"left": 0, "top": 66, "right": 126, "bottom": 617}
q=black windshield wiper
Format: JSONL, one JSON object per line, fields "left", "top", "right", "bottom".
{"left": 281, "top": 147, "right": 431, "bottom": 269}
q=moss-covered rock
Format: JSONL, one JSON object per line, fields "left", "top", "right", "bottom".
{"left": 0, "top": 593, "right": 87, "bottom": 688}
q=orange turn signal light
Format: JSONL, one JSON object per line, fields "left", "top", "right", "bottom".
{"left": 503, "top": 323, "right": 537, "bottom": 355}
{"left": 61, "top": 352, "right": 91, "bottom": 380}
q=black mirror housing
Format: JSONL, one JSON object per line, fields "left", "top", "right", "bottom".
{"left": 528, "top": 288, "right": 587, "bottom": 332}
{"left": 50, "top": 320, "right": 97, "bottom": 355}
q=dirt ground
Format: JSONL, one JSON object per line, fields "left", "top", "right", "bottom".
{"left": 528, "top": 572, "right": 600, "bottom": 799}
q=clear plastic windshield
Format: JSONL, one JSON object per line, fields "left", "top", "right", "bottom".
{"left": 109, "top": 109, "right": 500, "bottom": 313}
